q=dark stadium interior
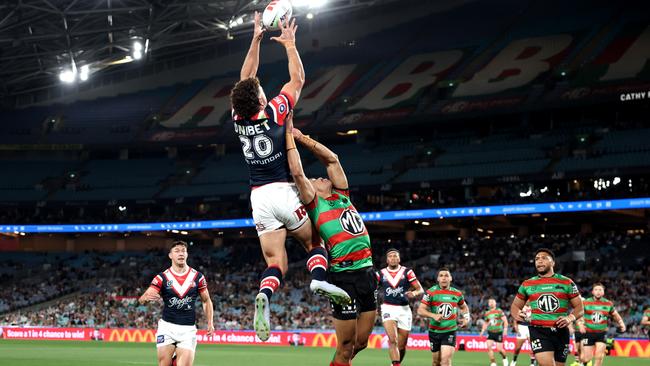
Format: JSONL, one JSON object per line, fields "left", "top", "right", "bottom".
{"left": 0, "top": 0, "right": 649, "bottom": 361}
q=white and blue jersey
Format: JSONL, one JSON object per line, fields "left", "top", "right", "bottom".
{"left": 376, "top": 266, "right": 418, "bottom": 306}
{"left": 149, "top": 267, "right": 208, "bottom": 326}
{"left": 233, "top": 92, "right": 294, "bottom": 187}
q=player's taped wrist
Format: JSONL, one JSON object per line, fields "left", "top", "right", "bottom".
{"left": 286, "top": 136, "right": 296, "bottom": 149}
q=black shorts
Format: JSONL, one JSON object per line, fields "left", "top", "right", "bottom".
{"left": 487, "top": 332, "right": 503, "bottom": 343}
{"left": 429, "top": 331, "right": 456, "bottom": 352}
{"left": 583, "top": 332, "right": 606, "bottom": 346}
{"left": 574, "top": 331, "right": 585, "bottom": 343}
{"left": 328, "top": 267, "right": 377, "bottom": 320}
{"left": 529, "top": 326, "right": 570, "bottom": 363}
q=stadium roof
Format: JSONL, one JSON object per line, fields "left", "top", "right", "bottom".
{"left": 0, "top": 0, "right": 397, "bottom": 99}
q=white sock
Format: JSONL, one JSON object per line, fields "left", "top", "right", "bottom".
{"left": 503, "top": 359, "right": 509, "bottom": 366}
{"left": 490, "top": 363, "right": 497, "bottom": 366}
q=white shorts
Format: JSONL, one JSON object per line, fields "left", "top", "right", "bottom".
{"left": 516, "top": 324, "right": 530, "bottom": 340}
{"left": 250, "top": 182, "right": 308, "bottom": 236}
{"left": 381, "top": 304, "right": 412, "bottom": 331}
{"left": 156, "top": 319, "right": 197, "bottom": 352}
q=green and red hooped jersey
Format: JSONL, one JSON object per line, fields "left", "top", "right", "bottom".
{"left": 421, "top": 285, "right": 465, "bottom": 333}
{"left": 484, "top": 308, "right": 506, "bottom": 333}
{"left": 306, "top": 188, "right": 372, "bottom": 273}
{"left": 583, "top": 296, "right": 615, "bottom": 333}
{"left": 516, "top": 273, "right": 580, "bottom": 328}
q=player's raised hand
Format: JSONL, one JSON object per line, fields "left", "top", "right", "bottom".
{"left": 253, "top": 11, "right": 265, "bottom": 42}
{"left": 286, "top": 110, "right": 294, "bottom": 133}
{"left": 270, "top": 18, "right": 298, "bottom": 47}
{"left": 292, "top": 126, "right": 305, "bottom": 142}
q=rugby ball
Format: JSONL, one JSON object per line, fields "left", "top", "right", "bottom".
{"left": 262, "top": 0, "right": 293, "bottom": 31}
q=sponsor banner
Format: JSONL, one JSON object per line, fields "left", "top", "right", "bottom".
{"left": 3, "top": 197, "right": 650, "bottom": 233}
{"left": 3, "top": 327, "right": 93, "bottom": 341}
{"left": 4, "top": 328, "right": 647, "bottom": 357}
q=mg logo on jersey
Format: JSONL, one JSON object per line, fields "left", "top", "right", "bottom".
{"left": 592, "top": 312, "right": 605, "bottom": 323}
{"left": 537, "top": 294, "right": 560, "bottom": 313}
{"left": 438, "top": 303, "right": 454, "bottom": 319}
{"left": 340, "top": 209, "right": 364, "bottom": 235}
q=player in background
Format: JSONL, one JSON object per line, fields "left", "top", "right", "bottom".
{"left": 230, "top": 13, "right": 350, "bottom": 341}
{"left": 138, "top": 241, "right": 214, "bottom": 366}
{"left": 417, "top": 267, "right": 470, "bottom": 366}
{"left": 575, "top": 283, "right": 625, "bottom": 366}
{"left": 511, "top": 303, "right": 536, "bottom": 366}
{"left": 569, "top": 297, "right": 586, "bottom": 366}
{"left": 511, "top": 248, "right": 584, "bottom": 366}
{"left": 376, "top": 248, "right": 424, "bottom": 366}
{"left": 642, "top": 307, "right": 650, "bottom": 340}
{"left": 480, "top": 298, "right": 509, "bottom": 366}
{"left": 285, "top": 114, "right": 376, "bottom": 366}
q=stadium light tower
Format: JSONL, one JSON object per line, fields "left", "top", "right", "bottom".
{"left": 59, "top": 69, "right": 75, "bottom": 83}
{"left": 79, "top": 65, "right": 89, "bottom": 81}
{"left": 133, "top": 40, "right": 143, "bottom": 60}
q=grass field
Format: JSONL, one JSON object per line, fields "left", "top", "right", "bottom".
{"left": 1, "top": 340, "right": 647, "bottom": 366}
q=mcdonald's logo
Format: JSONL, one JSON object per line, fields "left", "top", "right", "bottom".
{"left": 311, "top": 333, "right": 386, "bottom": 349}
{"left": 107, "top": 329, "right": 156, "bottom": 343}
{"left": 366, "top": 334, "right": 384, "bottom": 349}
{"left": 613, "top": 341, "right": 650, "bottom": 358}
{"left": 312, "top": 333, "right": 337, "bottom": 347}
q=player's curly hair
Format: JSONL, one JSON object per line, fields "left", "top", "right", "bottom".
{"left": 230, "top": 77, "right": 262, "bottom": 119}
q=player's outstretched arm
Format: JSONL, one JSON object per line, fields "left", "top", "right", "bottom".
{"left": 271, "top": 18, "right": 305, "bottom": 105}
{"left": 501, "top": 313, "right": 509, "bottom": 335}
{"left": 292, "top": 128, "right": 349, "bottom": 190}
{"left": 200, "top": 289, "right": 215, "bottom": 336}
{"left": 285, "top": 112, "right": 316, "bottom": 204}
{"left": 138, "top": 287, "right": 160, "bottom": 305}
{"left": 240, "top": 11, "right": 265, "bottom": 80}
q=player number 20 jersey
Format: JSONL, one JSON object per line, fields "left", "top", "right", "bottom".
{"left": 233, "top": 92, "right": 294, "bottom": 186}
